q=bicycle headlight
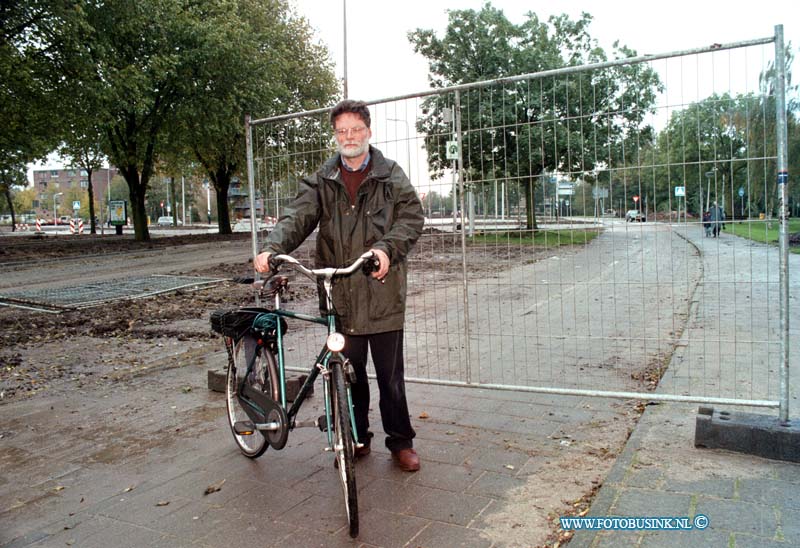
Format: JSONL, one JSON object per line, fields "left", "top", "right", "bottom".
{"left": 326, "top": 332, "right": 346, "bottom": 352}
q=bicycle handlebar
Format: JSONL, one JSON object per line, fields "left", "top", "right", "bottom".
{"left": 268, "top": 251, "right": 376, "bottom": 281}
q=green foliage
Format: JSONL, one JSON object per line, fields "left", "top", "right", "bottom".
{"left": 0, "top": 1, "right": 87, "bottom": 172}
{"left": 174, "top": 0, "right": 339, "bottom": 234}
{"left": 409, "top": 3, "right": 662, "bottom": 229}
{"left": 726, "top": 218, "right": 800, "bottom": 249}
{"left": 647, "top": 44, "right": 799, "bottom": 218}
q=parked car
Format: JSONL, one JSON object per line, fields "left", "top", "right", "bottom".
{"left": 626, "top": 209, "right": 645, "bottom": 222}
{"left": 157, "top": 216, "right": 182, "bottom": 226}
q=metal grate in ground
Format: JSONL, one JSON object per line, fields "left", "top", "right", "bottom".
{"left": 0, "top": 275, "right": 224, "bottom": 312}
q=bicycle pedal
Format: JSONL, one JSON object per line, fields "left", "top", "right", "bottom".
{"left": 233, "top": 420, "right": 256, "bottom": 435}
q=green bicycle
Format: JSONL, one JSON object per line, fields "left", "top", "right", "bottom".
{"left": 210, "top": 251, "right": 377, "bottom": 538}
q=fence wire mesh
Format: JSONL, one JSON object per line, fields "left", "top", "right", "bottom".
{"left": 246, "top": 33, "right": 788, "bottom": 408}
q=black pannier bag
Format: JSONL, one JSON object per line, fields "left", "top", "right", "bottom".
{"left": 210, "top": 308, "right": 288, "bottom": 343}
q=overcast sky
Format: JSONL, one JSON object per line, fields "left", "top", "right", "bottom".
{"left": 294, "top": 0, "right": 798, "bottom": 102}
{"left": 29, "top": 1, "right": 798, "bottom": 180}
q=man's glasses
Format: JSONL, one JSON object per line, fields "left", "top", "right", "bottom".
{"left": 335, "top": 126, "right": 368, "bottom": 137}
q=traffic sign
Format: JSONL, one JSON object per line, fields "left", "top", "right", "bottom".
{"left": 674, "top": 186, "right": 685, "bottom": 197}
{"left": 738, "top": 187, "right": 745, "bottom": 197}
{"left": 445, "top": 141, "right": 459, "bottom": 160}
{"left": 72, "top": 200, "right": 81, "bottom": 210}
{"left": 633, "top": 195, "right": 639, "bottom": 203}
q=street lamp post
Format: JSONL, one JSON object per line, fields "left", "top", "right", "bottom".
{"left": 53, "top": 192, "right": 63, "bottom": 224}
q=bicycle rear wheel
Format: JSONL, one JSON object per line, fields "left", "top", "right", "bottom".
{"left": 331, "top": 360, "right": 358, "bottom": 537}
{"left": 225, "top": 336, "right": 279, "bottom": 458}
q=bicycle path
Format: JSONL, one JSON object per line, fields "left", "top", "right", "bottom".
{"left": 571, "top": 225, "right": 800, "bottom": 548}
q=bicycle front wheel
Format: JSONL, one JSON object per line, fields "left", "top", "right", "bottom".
{"left": 331, "top": 361, "right": 358, "bottom": 537}
{"left": 225, "top": 336, "right": 279, "bottom": 458}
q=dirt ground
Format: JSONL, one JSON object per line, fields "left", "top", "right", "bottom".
{"left": 0, "top": 232, "right": 646, "bottom": 547}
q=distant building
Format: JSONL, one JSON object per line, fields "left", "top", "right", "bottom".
{"left": 31, "top": 167, "right": 118, "bottom": 219}
{"left": 228, "top": 177, "right": 264, "bottom": 220}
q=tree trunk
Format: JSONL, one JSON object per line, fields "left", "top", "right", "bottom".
{"left": 87, "top": 169, "right": 96, "bottom": 234}
{"left": 523, "top": 178, "right": 539, "bottom": 230}
{"left": 215, "top": 176, "right": 232, "bottom": 235}
{"left": 3, "top": 185, "right": 16, "bottom": 232}
{"left": 120, "top": 168, "right": 150, "bottom": 241}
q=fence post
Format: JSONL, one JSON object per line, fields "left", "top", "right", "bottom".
{"left": 245, "top": 113, "right": 262, "bottom": 307}
{"left": 455, "top": 90, "right": 473, "bottom": 384}
{"left": 774, "top": 25, "right": 790, "bottom": 423}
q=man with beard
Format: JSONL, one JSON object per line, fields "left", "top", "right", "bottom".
{"left": 254, "top": 99, "right": 424, "bottom": 472}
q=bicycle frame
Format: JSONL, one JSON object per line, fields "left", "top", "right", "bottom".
{"left": 251, "top": 253, "right": 373, "bottom": 450}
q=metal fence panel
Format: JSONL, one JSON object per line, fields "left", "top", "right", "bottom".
{"left": 246, "top": 31, "right": 788, "bottom": 411}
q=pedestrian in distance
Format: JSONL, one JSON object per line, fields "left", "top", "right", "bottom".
{"left": 703, "top": 210, "right": 712, "bottom": 237}
{"left": 254, "top": 99, "right": 425, "bottom": 472}
{"left": 709, "top": 201, "right": 725, "bottom": 238}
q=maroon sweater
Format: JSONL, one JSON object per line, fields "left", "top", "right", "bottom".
{"left": 340, "top": 159, "right": 371, "bottom": 205}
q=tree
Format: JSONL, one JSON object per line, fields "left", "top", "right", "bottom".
{"left": 409, "top": 4, "right": 662, "bottom": 229}
{"left": 47, "top": 1, "right": 241, "bottom": 240}
{"left": 0, "top": 165, "right": 28, "bottom": 228}
{"left": 650, "top": 44, "right": 798, "bottom": 219}
{"left": 0, "top": 1, "right": 84, "bottom": 175}
{"left": 176, "top": 0, "right": 338, "bottom": 234}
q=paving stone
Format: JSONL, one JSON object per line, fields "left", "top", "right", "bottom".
{"left": 199, "top": 512, "right": 297, "bottom": 548}
{"left": 732, "top": 532, "right": 791, "bottom": 548}
{"left": 465, "top": 471, "right": 528, "bottom": 500}
{"left": 279, "top": 494, "right": 352, "bottom": 535}
{"left": 623, "top": 466, "right": 665, "bottom": 489}
{"left": 457, "top": 411, "right": 518, "bottom": 432}
{"left": 354, "top": 508, "right": 428, "bottom": 548}
{"left": 462, "top": 445, "right": 530, "bottom": 475}
{"left": 406, "top": 489, "right": 491, "bottom": 526}
{"left": 405, "top": 460, "right": 482, "bottom": 492}
{"left": 738, "top": 478, "right": 800, "bottom": 509}
{"left": 592, "top": 530, "right": 642, "bottom": 547}
{"left": 639, "top": 528, "right": 732, "bottom": 548}
{"left": 780, "top": 516, "right": 800, "bottom": 545}
{"left": 358, "top": 478, "right": 437, "bottom": 514}
{"left": 611, "top": 488, "right": 692, "bottom": 517}
{"left": 661, "top": 478, "right": 735, "bottom": 499}
{"left": 412, "top": 438, "right": 476, "bottom": 466}
{"left": 97, "top": 481, "right": 195, "bottom": 525}
{"left": 29, "top": 516, "right": 164, "bottom": 548}
{"left": 771, "top": 462, "right": 800, "bottom": 485}
{"left": 409, "top": 522, "right": 493, "bottom": 548}
{"left": 695, "top": 497, "right": 778, "bottom": 537}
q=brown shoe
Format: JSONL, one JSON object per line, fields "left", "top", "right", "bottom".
{"left": 391, "top": 448, "right": 420, "bottom": 472}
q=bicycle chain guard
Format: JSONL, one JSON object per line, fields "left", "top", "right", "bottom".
{"left": 241, "top": 383, "right": 289, "bottom": 450}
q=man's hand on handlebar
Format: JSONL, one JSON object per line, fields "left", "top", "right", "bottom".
{"left": 254, "top": 251, "right": 272, "bottom": 273}
{"left": 370, "top": 248, "right": 389, "bottom": 280}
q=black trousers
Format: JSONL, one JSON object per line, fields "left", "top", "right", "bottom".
{"left": 342, "top": 329, "right": 415, "bottom": 452}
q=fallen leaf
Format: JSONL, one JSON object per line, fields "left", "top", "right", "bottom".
{"left": 124, "top": 485, "right": 135, "bottom": 493}
{"left": 53, "top": 486, "right": 65, "bottom": 492}
{"left": 204, "top": 479, "right": 226, "bottom": 495}
{"left": 418, "top": 412, "right": 429, "bottom": 419}
{"left": 156, "top": 500, "right": 170, "bottom": 507}
{"left": 504, "top": 464, "right": 515, "bottom": 470}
